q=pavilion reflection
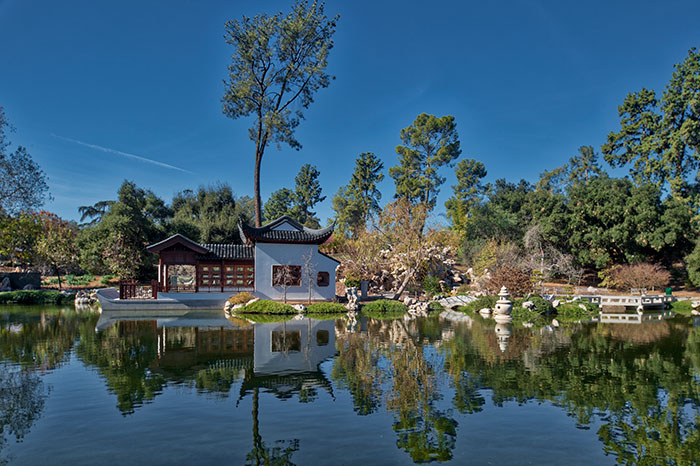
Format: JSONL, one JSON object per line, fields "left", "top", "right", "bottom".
{"left": 92, "top": 312, "right": 337, "bottom": 408}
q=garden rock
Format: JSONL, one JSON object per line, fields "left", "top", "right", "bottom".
{"left": 245, "top": 297, "right": 260, "bottom": 307}
{"left": 578, "top": 304, "right": 588, "bottom": 311}
{"left": 293, "top": 304, "right": 306, "bottom": 312}
{"left": 0, "top": 277, "right": 10, "bottom": 292}
{"left": 22, "top": 284, "right": 35, "bottom": 290}
{"left": 522, "top": 301, "right": 534, "bottom": 310}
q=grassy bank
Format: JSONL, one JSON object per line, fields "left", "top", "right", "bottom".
{"left": 0, "top": 290, "right": 76, "bottom": 305}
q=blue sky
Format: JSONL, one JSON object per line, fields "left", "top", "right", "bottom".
{"left": 1, "top": 0, "right": 698, "bottom": 225}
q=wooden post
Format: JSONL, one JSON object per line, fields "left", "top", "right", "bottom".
{"left": 195, "top": 264, "right": 199, "bottom": 293}
{"left": 220, "top": 260, "right": 224, "bottom": 293}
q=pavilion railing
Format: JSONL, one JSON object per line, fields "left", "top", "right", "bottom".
{"left": 119, "top": 280, "right": 158, "bottom": 300}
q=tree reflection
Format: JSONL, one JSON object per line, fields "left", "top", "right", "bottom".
{"left": 440, "top": 316, "right": 700, "bottom": 465}
{"left": 76, "top": 321, "right": 166, "bottom": 414}
{"left": 0, "top": 307, "right": 98, "bottom": 371}
{"left": 245, "top": 387, "right": 299, "bottom": 466}
{"left": 333, "top": 313, "right": 700, "bottom": 464}
{"left": 334, "top": 316, "right": 459, "bottom": 462}
{"left": 0, "top": 364, "right": 46, "bottom": 465}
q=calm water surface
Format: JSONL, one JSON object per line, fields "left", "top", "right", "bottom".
{"left": 1, "top": 306, "right": 699, "bottom": 465}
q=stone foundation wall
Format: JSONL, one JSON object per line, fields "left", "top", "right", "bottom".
{"left": 0, "top": 272, "right": 42, "bottom": 290}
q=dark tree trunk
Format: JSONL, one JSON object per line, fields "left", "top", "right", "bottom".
{"left": 254, "top": 151, "right": 263, "bottom": 227}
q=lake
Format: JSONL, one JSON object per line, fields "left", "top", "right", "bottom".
{"left": 1, "top": 306, "right": 698, "bottom": 465}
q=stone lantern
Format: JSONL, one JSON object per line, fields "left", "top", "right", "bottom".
{"left": 493, "top": 286, "right": 513, "bottom": 324}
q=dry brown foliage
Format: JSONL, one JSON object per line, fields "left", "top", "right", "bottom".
{"left": 487, "top": 264, "right": 531, "bottom": 297}
{"left": 608, "top": 263, "right": 671, "bottom": 291}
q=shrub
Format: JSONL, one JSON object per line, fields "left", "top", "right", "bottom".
{"left": 455, "top": 295, "right": 497, "bottom": 314}
{"left": 685, "top": 243, "right": 700, "bottom": 287}
{"left": 487, "top": 264, "right": 531, "bottom": 297}
{"left": 422, "top": 275, "right": 443, "bottom": 296}
{"left": 513, "top": 294, "right": 553, "bottom": 314}
{"left": 229, "top": 292, "right": 255, "bottom": 305}
{"left": 0, "top": 290, "right": 75, "bottom": 305}
{"left": 344, "top": 278, "right": 360, "bottom": 288}
{"left": 608, "top": 263, "right": 671, "bottom": 291}
{"left": 670, "top": 300, "right": 693, "bottom": 315}
{"left": 361, "top": 299, "right": 407, "bottom": 313}
{"left": 241, "top": 300, "right": 296, "bottom": 314}
{"left": 555, "top": 302, "right": 597, "bottom": 321}
{"left": 428, "top": 301, "right": 445, "bottom": 312}
{"left": 100, "top": 275, "right": 115, "bottom": 285}
{"left": 306, "top": 302, "right": 347, "bottom": 313}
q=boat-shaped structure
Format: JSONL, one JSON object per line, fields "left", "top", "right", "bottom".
{"left": 96, "top": 288, "right": 232, "bottom": 311}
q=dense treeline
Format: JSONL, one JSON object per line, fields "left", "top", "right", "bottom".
{"left": 1, "top": 46, "right": 698, "bottom": 290}
{"left": 330, "top": 47, "right": 700, "bottom": 291}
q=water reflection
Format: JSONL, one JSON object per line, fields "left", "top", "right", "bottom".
{"left": 0, "top": 307, "right": 699, "bottom": 464}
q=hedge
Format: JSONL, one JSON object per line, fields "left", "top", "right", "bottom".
{"left": 240, "top": 300, "right": 296, "bottom": 314}
{"left": 0, "top": 290, "right": 76, "bottom": 305}
{"left": 361, "top": 299, "right": 408, "bottom": 313}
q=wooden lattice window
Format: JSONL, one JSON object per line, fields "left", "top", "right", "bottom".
{"left": 272, "top": 265, "right": 301, "bottom": 287}
{"left": 199, "top": 265, "right": 221, "bottom": 287}
{"left": 317, "top": 271, "right": 330, "bottom": 287}
{"left": 224, "top": 264, "right": 254, "bottom": 287}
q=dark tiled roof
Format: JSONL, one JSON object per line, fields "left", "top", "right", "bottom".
{"left": 239, "top": 215, "right": 335, "bottom": 245}
{"left": 197, "top": 244, "right": 253, "bottom": 261}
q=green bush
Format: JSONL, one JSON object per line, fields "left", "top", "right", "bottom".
{"left": 686, "top": 242, "right": 700, "bottom": 287}
{"left": 241, "top": 299, "right": 296, "bottom": 314}
{"left": 422, "top": 275, "right": 443, "bottom": 296}
{"left": 670, "top": 300, "right": 693, "bottom": 315}
{"left": 361, "top": 299, "right": 408, "bottom": 313}
{"left": 455, "top": 295, "right": 497, "bottom": 314}
{"left": 513, "top": 295, "right": 553, "bottom": 314}
{"left": 306, "top": 302, "right": 347, "bottom": 313}
{"left": 428, "top": 301, "right": 445, "bottom": 312}
{"left": 555, "top": 301, "right": 597, "bottom": 321}
{"left": 100, "top": 275, "right": 115, "bottom": 285}
{"left": 0, "top": 290, "right": 76, "bottom": 305}
{"left": 229, "top": 292, "right": 255, "bottom": 305}
{"left": 344, "top": 278, "right": 360, "bottom": 288}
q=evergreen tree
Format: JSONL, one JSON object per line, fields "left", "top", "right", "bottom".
{"left": 445, "top": 158, "right": 488, "bottom": 233}
{"left": 603, "top": 47, "right": 700, "bottom": 199}
{"left": 567, "top": 145, "right": 603, "bottom": 185}
{"left": 170, "top": 183, "right": 253, "bottom": 243}
{"left": 222, "top": 1, "right": 338, "bottom": 226}
{"left": 0, "top": 107, "right": 50, "bottom": 215}
{"left": 263, "top": 164, "right": 325, "bottom": 228}
{"left": 333, "top": 152, "right": 384, "bottom": 236}
{"left": 389, "top": 114, "right": 461, "bottom": 209}
{"left": 263, "top": 187, "right": 295, "bottom": 223}
{"left": 292, "top": 163, "right": 325, "bottom": 228}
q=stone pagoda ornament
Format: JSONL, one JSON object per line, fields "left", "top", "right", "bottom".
{"left": 493, "top": 286, "right": 513, "bottom": 323}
